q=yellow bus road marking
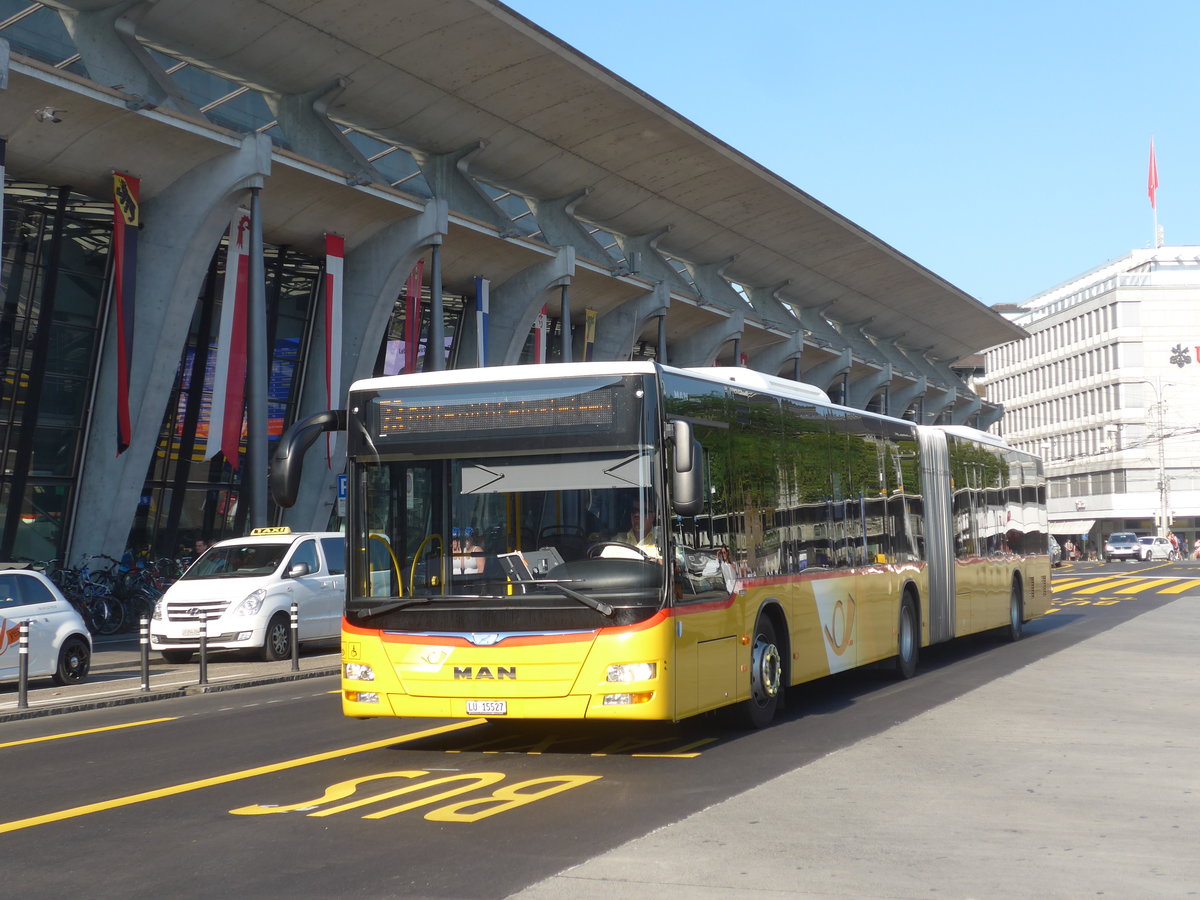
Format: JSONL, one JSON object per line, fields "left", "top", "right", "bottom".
{"left": 0, "top": 718, "right": 178, "bottom": 751}
{"left": 1073, "top": 578, "right": 1142, "bottom": 594}
{"left": 1159, "top": 579, "right": 1200, "bottom": 594}
{"left": 0, "top": 719, "right": 483, "bottom": 835}
{"left": 1115, "top": 579, "right": 1178, "bottom": 594}
{"left": 1051, "top": 577, "right": 1116, "bottom": 592}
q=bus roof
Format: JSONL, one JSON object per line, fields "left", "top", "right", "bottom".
{"left": 349, "top": 361, "right": 831, "bottom": 404}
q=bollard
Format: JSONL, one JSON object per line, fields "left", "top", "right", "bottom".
{"left": 17, "top": 621, "right": 30, "bottom": 710}
{"left": 198, "top": 611, "right": 208, "bottom": 686}
{"left": 140, "top": 617, "right": 150, "bottom": 692}
{"left": 290, "top": 601, "right": 300, "bottom": 671}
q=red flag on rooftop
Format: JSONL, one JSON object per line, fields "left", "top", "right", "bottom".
{"left": 1148, "top": 138, "right": 1159, "bottom": 209}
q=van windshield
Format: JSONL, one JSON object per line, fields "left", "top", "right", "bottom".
{"left": 182, "top": 543, "right": 288, "bottom": 579}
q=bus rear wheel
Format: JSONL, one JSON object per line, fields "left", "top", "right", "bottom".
{"left": 739, "top": 616, "right": 782, "bottom": 729}
{"left": 1005, "top": 581, "right": 1024, "bottom": 643}
{"left": 894, "top": 594, "right": 918, "bottom": 679}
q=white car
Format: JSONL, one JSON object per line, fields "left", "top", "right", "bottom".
{"left": 150, "top": 529, "right": 344, "bottom": 663}
{"left": 0, "top": 565, "right": 92, "bottom": 685}
{"left": 1138, "top": 536, "right": 1174, "bottom": 561}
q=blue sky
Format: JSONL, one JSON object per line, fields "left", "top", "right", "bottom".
{"left": 502, "top": 0, "right": 1198, "bottom": 308}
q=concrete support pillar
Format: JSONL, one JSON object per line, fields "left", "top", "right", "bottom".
{"left": 746, "top": 331, "right": 804, "bottom": 377}
{"left": 848, "top": 364, "right": 891, "bottom": 410}
{"left": 950, "top": 391, "right": 982, "bottom": 426}
{"left": 487, "top": 248, "right": 576, "bottom": 366}
{"left": 887, "top": 376, "right": 927, "bottom": 420}
{"left": 528, "top": 188, "right": 614, "bottom": 268}
{"left": 56, "top": 0, "right": 203, "bottom": 115}
{"left": 671, "top": 309, "right": 745, "bottom": 368}
{"left": 283, "top": 200, "right": 449, "bottom": 532}
{"left": 588, "top": 281, "right": 670, "bottom": 362}
{"left": 923, "top": 387, "right": 956, "bottom": 424}
{"left": 413, "top": 141, "right": 518, "bottom": 237}
{"left": 614, "top": 228, "right": 693, "bottom": 294}
{"left": 802, "top": 348, "right": 853, "bottom": 395}
{"left": 745, "top": 281, "right": 802, "bottom": 331}
{"left": 976, "top": 403, "right": 1003, "bottom": 431}
{"left": 70, "top": 134, "right": 272, "bottom": 562}
{"left": 266, "top": 77, "right": 381, "bottom": 185}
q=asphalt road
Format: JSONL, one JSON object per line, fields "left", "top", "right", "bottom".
{"left": 0, "top": 563, "right": 1192, "bottom": 899}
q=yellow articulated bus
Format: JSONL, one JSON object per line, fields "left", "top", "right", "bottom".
{"left": 271, "top": 362, "right": 1050, "bottom": 729}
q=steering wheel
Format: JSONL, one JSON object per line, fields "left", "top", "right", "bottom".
{"left": 587, "top": 541, "right": 653, "bottom": 560}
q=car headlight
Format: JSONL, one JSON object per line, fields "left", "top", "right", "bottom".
{"left": 231, "top": 588, "right": 268, "bottom": 617}
{"left": 152, "top": 599, "right": 163, "bottom": 621}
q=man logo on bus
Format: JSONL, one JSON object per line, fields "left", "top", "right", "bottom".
{"left": 454, "top": 666, "right": 517, "bottom": 680}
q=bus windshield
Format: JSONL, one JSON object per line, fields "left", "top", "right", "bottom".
{"left": 350, "top": 448, "right": 667, "bottom": 619}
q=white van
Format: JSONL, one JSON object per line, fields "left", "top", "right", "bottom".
{"left": 0, "top": 565, "right": 92, "bottom": 685}
{"left": 150, "top": 529, "right": 344, "bottom": 663}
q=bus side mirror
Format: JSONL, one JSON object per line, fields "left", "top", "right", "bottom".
{"left": 270, "top": 409, "right": 347, "bottom": 508}
{"left": 670, "top": 420, "right": 704, "bottom": 517}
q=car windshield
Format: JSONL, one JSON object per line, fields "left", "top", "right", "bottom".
{"left": 182, "top": 543, "right": 288, "bottom": 579}
{"left": 1109, "top": 533, "right": 1137, "bottom": 543}
{"left": 1139, "top": 538, "right": 1154, "bottom": 545}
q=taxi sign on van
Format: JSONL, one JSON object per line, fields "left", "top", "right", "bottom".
{"left": 250, "top": 526, "right": 292, "bottom": 535}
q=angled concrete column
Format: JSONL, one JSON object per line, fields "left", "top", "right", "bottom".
{"left": 282, "top": 200, "right": 449, "bottom": 532}
{"left": 976, "top": 403, "right": 1003, "bottom": 431}
{"left": 887, "top": 375, "right": 927, "bottom": 420}
{"left": 56, "top": 1, "right": 203, "bottom": 115}
{"left": 848, "top": 363, "right": 892, "bottom": 409}
{"left": 413, "top": 141, "right": 519, "bottom": 237}
{"left": 745, "top": 281, "right": 803, "bottom": 331}
{"left": 588, "top": 281, "right": 670, "bottom": 361}
{"left": 487, "top": 248, "right": 576, "bottom": 366}
{"left": 528, "top": 188, "right": 615, "bottom": 268}
{"left": 746, "top": 331, "right": 804, "bottom": 377}
{"left": 687, "top": 258, "right": 750, "bottom": 315}
{"left": 266, "top": 77, "right": 381, "bottom": 185}
{"left": 802, "top": 348, "right": 852, "bottom": 394}
{"left": 614, "top": 228, "right": 693, "bottom": 294}
{"left": 923, "top": 387, "right": 956, "bottom": 424}
{"left": 70, "top": 134, "right": 272, "bottom": 561}
{"left": 1, "top": 38, "right": 9, "bottom": 89}
{"left": 671, "top": 309, "right": 745, "bottom": 368}
{"left": 950, "top": 391, "right": 982, "bottom": 426}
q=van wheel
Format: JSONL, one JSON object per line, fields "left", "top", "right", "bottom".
{"left": 262, "top": 612, "right": 292, "bottom": 661}
{"left": 52, "top": 637, "right": 91, "bottom": 685}
{"left": 161, "top": 649, "right": 193, "bottom": 664}
{"left": 894, "top": 594, "right": 918, "bottom": 679}
{"left": 739, "top": 616, "right": 782, "bottom": 729}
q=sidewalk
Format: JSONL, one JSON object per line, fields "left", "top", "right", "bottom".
{"left": 0, "top": 634, "right": 340, "bottom": 723}
{"left": 512, "top": 598, "right": 1200, "bottom": 899}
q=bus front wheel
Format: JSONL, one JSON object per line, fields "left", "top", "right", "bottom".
{"left": 739, "top": 616, "right": 782, "bottom": 729}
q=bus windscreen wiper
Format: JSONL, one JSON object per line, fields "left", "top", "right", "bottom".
{"left": 531, "top": 579, "right": 614, "bottom": 617}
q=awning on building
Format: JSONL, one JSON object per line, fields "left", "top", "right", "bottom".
{"left": 1049, "top": 519, "right": 1096, "bottom": 535}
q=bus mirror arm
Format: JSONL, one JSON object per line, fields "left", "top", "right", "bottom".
{"left": 669, "top": 420, "right": 704, "bottom": 517}
{"left": 269, "top": 409, "right": 348, "bottom": 508}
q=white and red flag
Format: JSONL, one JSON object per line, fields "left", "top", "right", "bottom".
{"left": 533, "top": 304, "right": 549, "bottom": 363}
{"left": 207, "top": 208, "right": 251, "bottom": 469}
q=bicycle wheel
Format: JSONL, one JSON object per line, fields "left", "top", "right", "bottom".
{"left": 88, "top": 594, "right": 126, "bottom": 636}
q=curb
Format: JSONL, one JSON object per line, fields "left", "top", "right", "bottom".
{"left": 0, "top": 667, "right": 338, "bottom": 725}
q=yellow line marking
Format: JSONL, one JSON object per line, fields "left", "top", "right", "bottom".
{"left": 0, "top": 718, "right": 178, "bottom": 750}
{"left": 1159, "top": 579, "right": 1200, "bottom": 594}
{"left": 1073, "top": 579, "right": 1142, "bottom": 594}
{"left": 1051, "top": 577, "right": 1114, "bottom": 592}
{"left": 0, "top": 719, "right": 483, "bottom": 835}
{"left": 1115, "top": 579, "right": 1178, "bottom": 594}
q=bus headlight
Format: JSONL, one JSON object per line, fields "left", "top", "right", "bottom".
{"left": 344, "top": 663, "right": 375, "bottom": 681}
{"left": 606, "top": 662, "right": 657, "bottom": 683}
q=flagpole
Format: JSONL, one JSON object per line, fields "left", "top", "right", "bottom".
{"left": 1148, "top": 137, "right": 1161, "bottom": 248}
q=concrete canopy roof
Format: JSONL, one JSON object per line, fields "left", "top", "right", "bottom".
{"left": 40, "top": 0, "right": 1022, "bottom": 362}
